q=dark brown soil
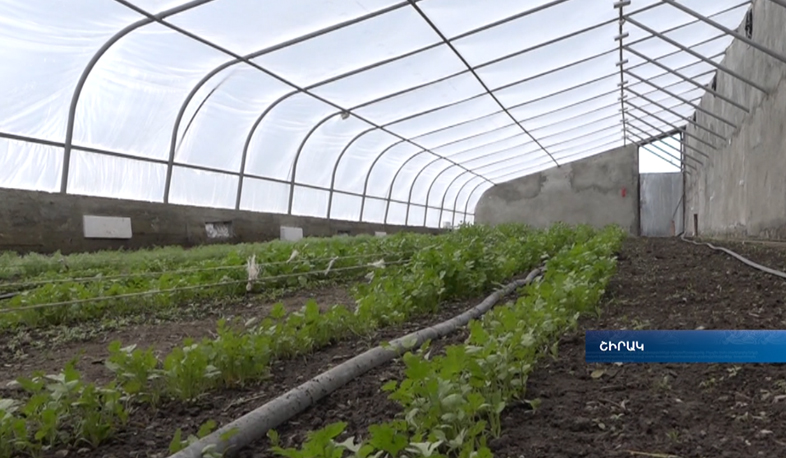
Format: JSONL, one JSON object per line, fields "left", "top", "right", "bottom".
{"left": 0, "top": 285, "right": 355, "bottom": 387}
{"left": 707, "top": 238, "right": 786, "bottom": 273}
{"left": 242, "top": 237, "right": 786, "bottom": 458}
{"left": 491, "top": 237, "right": 786, "bottom": 458}
{"left": 13, "top": 236, "right": 786, "bottom": 458}
{"left": 28, "top": 286, "right": 512, "bottom": 458}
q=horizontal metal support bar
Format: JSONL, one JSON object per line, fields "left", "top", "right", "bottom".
{"left": 624, "top": 111, "right": 708, "bottom": 160}
{"left": 624, "top": 69, "right": 739, "bottom": 128}
{"left": 625, "top": 100, "right": 716, "bottom": 151}
{"left": 624, "top": 16, "right": 769, "bottom": 94}
{"left": 661, "top": 0, "right": 786, "bottom": 65}
{"left": 624, "top": 87, "right": 728, "bottom": 142}
{"left": 487, "top": 137, "right": 627, "bottom": 183}
{"left": 626, "top": 123, "right": 699, "bottom": 167}
{"left": 623, "top": 45, "right": 751, "bottom": 113}
{"left": 627, "top": 131, "right": 695, "bottom": 173}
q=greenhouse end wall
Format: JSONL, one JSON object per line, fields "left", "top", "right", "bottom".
{"left": 473, "top": 144, "right": 640, "bottom": 234}
{"left": 0, "top": 188, "right": 440, "bottom": 254}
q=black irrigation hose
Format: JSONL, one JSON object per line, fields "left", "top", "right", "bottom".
{"left": 679, "top": 234, "right": 786, "bottom": 280}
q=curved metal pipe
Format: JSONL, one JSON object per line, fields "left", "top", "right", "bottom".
{"left": 287, "top": 112, "right": 340, "bottom": 215}
{"left": 235, "top": 90, "right": 298, "bottom": 209}
{"left": 62, "top": 0, "right": 216, "bottom": 194}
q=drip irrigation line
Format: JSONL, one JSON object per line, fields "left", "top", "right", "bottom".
{"left": 0, "top": 261, "right": 407, "bottom": 314}
{"left": 0, "top": 251, "right": 417, "bottom": 290}
{"left": 679, "top": 234, "right": 786, "bottom": 280}
{"left": 167, "top": 267, "right": 544, "bottom": 458}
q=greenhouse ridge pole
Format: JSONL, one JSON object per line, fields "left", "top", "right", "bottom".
{"left": 406, "top": 0, "right": 559, "bottom": 168}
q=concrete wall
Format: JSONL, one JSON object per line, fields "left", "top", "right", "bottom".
{"left": 0, "top": 188, "right": 441, "bottom": 255}
{"left": 640, "top": 172, "right": 684, "bottom": 237}
{"left": 474, "top": 144, "right": 640, "bottom": 234}
{"left": 684, "top": 0, "right": 786, "bottom": 240}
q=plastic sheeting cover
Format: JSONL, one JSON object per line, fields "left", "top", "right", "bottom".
{"left": 0, "top": 0, "right": 754, "bottom": 227}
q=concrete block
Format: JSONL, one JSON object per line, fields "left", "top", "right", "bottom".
{"left": 83, "top": 215, "right": 132, "bottom": 239}
{"left": 375, "top": 231, "right": 387, "bottom": 237}
{"left": 280, "top": 226, "right": 303, "bottom": 241}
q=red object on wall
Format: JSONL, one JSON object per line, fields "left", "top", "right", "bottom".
{"left": 621, "top": 187, "right": 627, "bottom": 198}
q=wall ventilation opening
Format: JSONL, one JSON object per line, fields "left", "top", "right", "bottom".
{"left": 205, "top": 221, "right": 233, "bottom": 239}
{"left": 336, "top": 230, "right": 351, "bottom": 237}
{"left": 745, "top": 8, "right": 753, "bottom": 39}
{"left": 638, "top": 131, "right": 683, "bottom": 175}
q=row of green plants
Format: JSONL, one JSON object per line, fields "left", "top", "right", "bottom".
{"left": 0, "top": 224, "right": 586, "bottom": 457}
{"left": 268, "top": 225, "right": 626, "bottom": 458}
{"left": 0, "top": 234, "right": 431, "bottom": 329}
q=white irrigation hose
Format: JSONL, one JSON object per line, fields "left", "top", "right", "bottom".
{"left": 167, "top": 268, "right": 543, "bottom": 458}
{"left": 680, "top": 234, "right": 786, "bottom": 279}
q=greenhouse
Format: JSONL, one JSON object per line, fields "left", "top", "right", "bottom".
{"left": 1, "top": 0, "right": 786, "bottom": 457}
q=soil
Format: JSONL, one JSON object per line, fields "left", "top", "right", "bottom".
{"left": 242, "top": 237, "right": 786, "bottom": 458}
{"left": 0, "top": 285, "right": 355, "bottom": 387}
{"left": 18, "top": 283, "right": 518, "bottom": 458}
{"left": 707, "top": 238, "right": 786, "bottom": 273}
{"left": 9, "top": 237, "right": 786, "bottom": 458}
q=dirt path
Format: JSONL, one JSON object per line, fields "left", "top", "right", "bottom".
{"left": 492, "top": 237, "right": 786, "bottom": 458}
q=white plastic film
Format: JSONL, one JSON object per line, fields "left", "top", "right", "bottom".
{"left": 0, "top": 139, "right": 63, "bottom": 192}
{"left": 330, "top": 192, "right": 363, "bottom": 221}
{"left": 168, "top": 0, "right": 402, "bottom": 57}
{"left": 452, "top": 0, "right": 617, "bottom": 67}
{"left": 388, "top": 154, "right": 442, "bottom": 202}
{"left": 412, "top": 113, "right": 512, "bottom": 151}
{"left": 386, "top": 202, "right": 408, "bottom": 225}
{"left": 74, "top": 24, "right": 232, "bottom": 160}
{"left": 433, "top": 126, "right": 523, "bottom": 159}
{"left": 476, "top": 27, "right": 617, "bottom": 91}
{"left": 361, "top": 197, "right": 388, "bottom": 223}
{"left": 354, "top": 73, "right": 486, "bottom": 127}
{"left": 67, "top": 150, "right": 166, "bottom": 202}
{"left": 295, "top": 116, "right": 371, "bottom": 188}
{"left": 291, "top": 186, "right": 330, "bottom": 218}
{"left": 254, "top": 8, "right": 442, "bottom": 89}
{"left": 239, "top": 177, "right": 290, "bottom": 214}
{"left": 418, "top": 0, "right": 557, "bottom": 39}
{"left": 333, "top": 131, "right": 401, "bottom": 194}
{"left": 410, "top": 160, "right": 454, "bottom": 206}
{"left": 0, "top": 1, "right": 141, "bottom": 142}
{"left": 447, "top": 175, "right": 484, "bottom": 213}
{"left": 312, "top": 46, "right": 466, "bottom": 109}
{"left": 169, "top": 166, "right": 238, "bottom": 209}
{"left": 461, "top": 182, "right": 493, "bottom": 218}
{"left": 425, "top": 165, "right": 466, "bottom": 208}
{"left": 365, "top": 143, "right": 424, "bottom": 198}
{"left": 244, "top": 93, "right": 336, "bottom": 180}
{"left": 175, "top": 67, "right": 293, "bottom": 172}
{"left": 449, "top": 134, "right": 534, "bottom": 164}
{"left": 407, "top": 204, "right": 427, "bottom": 226}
